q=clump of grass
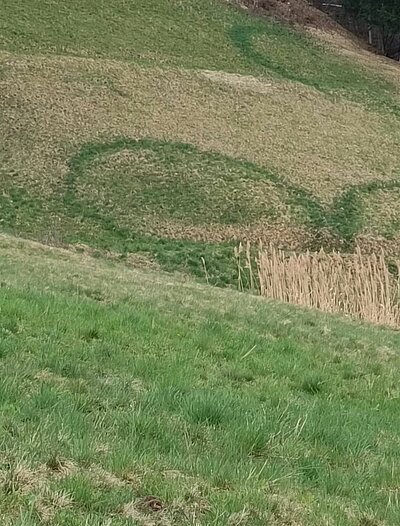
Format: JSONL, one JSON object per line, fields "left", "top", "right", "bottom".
{"left": 255, "top": 245, "right": 400, "bottom": 327}
{"left": 183, "top": 392, "right": 232, "bottom": 427}
{"left": 300, "top": 375, "right": 325, "bottom": 395}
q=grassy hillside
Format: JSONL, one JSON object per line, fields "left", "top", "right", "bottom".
{"left": 2, "top": 3, "right": 400, "bottom": 524}
{"left": 1, "top": 0, "right": 400, "bottom": 284}
{"left": 0, "top": 234, "right": 399, "bottom": 525}
{"left": 0, "top": 0, "right": 397, "bottom": 98}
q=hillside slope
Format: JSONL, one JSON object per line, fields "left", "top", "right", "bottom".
{"left": 0, "top": 234, "right": 400, "bottom": 525}
{"left": 1, "top": 3, "right": 400, "bottom": 522}
{"left": 1, "top": 0, "right": 400, "bottom": 285}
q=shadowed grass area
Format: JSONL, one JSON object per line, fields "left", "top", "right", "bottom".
{"left": 0, "top": 235, "right": 400, "bottom": 525}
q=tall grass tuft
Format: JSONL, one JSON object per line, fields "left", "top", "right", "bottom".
{"left": 250, "top": 245, "right": 400, "bottom": 328}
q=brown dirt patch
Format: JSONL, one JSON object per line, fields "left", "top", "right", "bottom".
{"left": 201, "top": 70, "right": 272, "bottom": 93}
{"left": 138, "top": 496, "right": 165, "bottom": 512}
{"left": 46, "top": 455, "right": 77, "bottom": 477}
{"left": 236, "top": 0, "right": 338, "bottom": 30}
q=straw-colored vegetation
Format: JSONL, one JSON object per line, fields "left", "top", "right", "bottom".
{"left": 254, "top": 245, "right": 400, "bottom": 327}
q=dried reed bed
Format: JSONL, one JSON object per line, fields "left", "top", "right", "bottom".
{"left": 237, "top": 243, "right": 400, "bottom": 328}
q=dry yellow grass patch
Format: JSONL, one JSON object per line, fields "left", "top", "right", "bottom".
{"left": 121, "top": 502, "right": 162, "bottom": 525}
{"left": 201, "top": 69, "right": 273, "bottom": 93}
{"left": 34, "top": 488, "right": 73, "bottom": 523}
{"left": 34, "top": 369, "right": 70, "bottom": 387}
{"left": 121, "top": 490, "right": 210, "bottom": 526}
{"left": 0, "top": 458, "right": 75, "bottom": 504}
{"left": 87, "top": 466, "right": 128, "bottom": 489}
{"left": 355, "top": 234, "right": 400, "bottom": 258}
{"left": 0, "top": 455, "right": 140, "bottom": 522}
{"left": 143, "top": 217, "right": 312, "bottom": 247}
{"left": 1, "top": 51, "right": 400, "bottom": 205}
{"left": 255, "top": 245, "right": 400, "bottom": 327}
{"left": 1, "top": 463, "right": 47, "bottom": 495}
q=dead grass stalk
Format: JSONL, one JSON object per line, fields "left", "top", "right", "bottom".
{"left": 253, "top": 245, "right": 400, "bottom": 327}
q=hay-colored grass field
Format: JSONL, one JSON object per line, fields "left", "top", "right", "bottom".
{"left": 1, "top": 0, "right": 400, "bottom": 282}
{"left": 1, "top": 45, "right": 400, "bottom": 281}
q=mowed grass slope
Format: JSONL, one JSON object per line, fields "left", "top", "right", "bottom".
{"left": 2, "top": 0, "right": 400, "bottom": 284}
{"left": 0, "top": 234, "right": 400, "bottom": 525}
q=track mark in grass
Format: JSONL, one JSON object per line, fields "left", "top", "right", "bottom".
{"left": 62, "top": 137, "right": 324, "bottom": 283}
{"left": 230, "top": 24, "right": 400, "bottom": 115}
{"left": 68, "top": 138, "right": 400, "bottom": 245}
{"left": 65, "top": 137, "right": 320, "bottom": 231}
{"left": 64, "top": 137, "right": 400, "bottom": 261}
{"left": 63, "top": 137, "right": 328, "bottom": 248}
{"left": 330, "top": 177, "right": 400, "bottom": 242}
{"left": 3, "top": 136, "right": 400, "bottom": 287}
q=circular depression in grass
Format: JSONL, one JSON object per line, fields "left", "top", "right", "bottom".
{"left": 67, "top": 139, "right": 309, "bottom": 240}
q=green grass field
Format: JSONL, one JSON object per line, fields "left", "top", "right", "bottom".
{"left": 1, "top": 235, "right": 400, "bottom": 525}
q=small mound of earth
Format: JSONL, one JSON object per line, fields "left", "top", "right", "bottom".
{"left": 236, "top": 0, "right": 338, "bottom": 30}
